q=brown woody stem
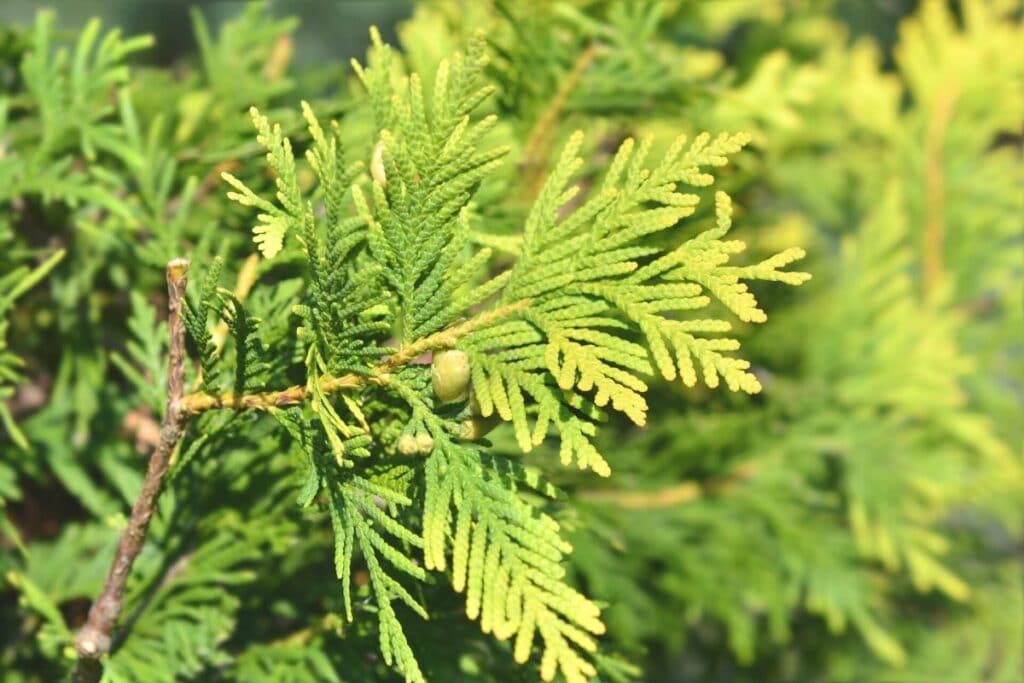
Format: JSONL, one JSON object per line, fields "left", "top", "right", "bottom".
{"left": 72, "top": 259, "right": 190, "bottom": 682}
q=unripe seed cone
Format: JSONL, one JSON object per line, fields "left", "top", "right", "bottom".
{"left": 397, "top": 433, "right": 419, "bottom": 455}
{"left": 432, "top": 349, "right": 470, "bottom": 403}
{"left": 415, "top": 431, "right": 434, "bottom": 454}
{"left": 398, "top": 431, "right": 433, "bottom": 455}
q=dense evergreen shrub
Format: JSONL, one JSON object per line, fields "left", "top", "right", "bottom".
{"left": 1, "top": 2, "right": 1020, "bottom": 682}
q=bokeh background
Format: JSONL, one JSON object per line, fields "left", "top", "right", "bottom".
{"left": 0, "top": 1, "right": 415, "bottom": 66}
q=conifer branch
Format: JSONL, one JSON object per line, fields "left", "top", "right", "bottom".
{"left": 179, "top": 299, "right": 530, "bottom": 415}
{"left": 384, "top": 299, "right": 532, "bottom": 368}
{"left": 73, "top": 259, "right": 191, "bottom": 682}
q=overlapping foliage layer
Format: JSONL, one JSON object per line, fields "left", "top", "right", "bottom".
{"left": 1, "top": 2, "right": 1020, "bottom": 682}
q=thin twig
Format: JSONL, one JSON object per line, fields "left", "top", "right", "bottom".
{"left": 578, "top": 462, "right": 759, "bottom": 510}
{"left": 72, "top": 259, "right": 190, "bottom": 682}
{"left": 519, "top": 44, "right": 601, "bottom": 201}
{"left": 578, "top": 480, "right": 703, "bottom": 509}
{"left": 178, "top": 298, "right": 531, "bottom": 415}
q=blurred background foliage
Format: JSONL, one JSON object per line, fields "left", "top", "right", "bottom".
{"left": 0, "top": 1, "right": 414, "bottom": 67}
{"left": 1, "top": 1, "right": 1020, "bottom": 682}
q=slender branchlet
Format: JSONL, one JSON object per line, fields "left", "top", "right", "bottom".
{"left": 519, "top": 43, "right": 601, "bottom": 199}
{"left": 73, "top": 259, "right": 190, "bottom": 682}
{"left": 178, "top": 299, "right": 531, "bottom": 415}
